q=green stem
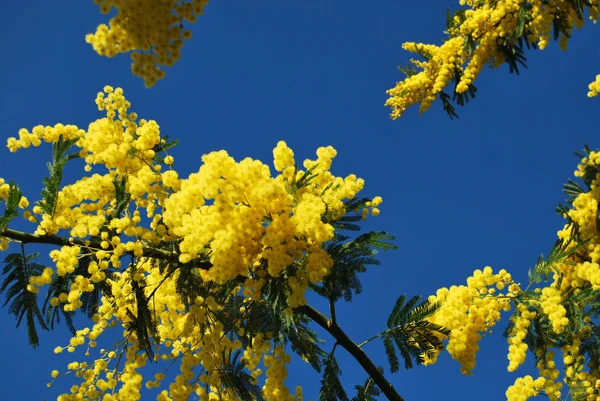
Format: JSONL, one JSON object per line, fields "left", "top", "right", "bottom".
{"left": 358, "top": 327, "right": 394, "bottom": 349}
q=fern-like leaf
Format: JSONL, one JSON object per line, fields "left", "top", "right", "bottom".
{"left": 383, "top": 335, "right": 400, "bottom": 373}
{"left": 218, "top": 350, "right": 265, "bottom": 401}
{"left": 351, "top": 377, "right": 381, "bottom": 401}
{"left": 319, "top": 351, "right": 348, "bottom": 401}
{"left": 0, "top": 182, "right": 22, "bottom": 232}
{"left": 528, "top": 238, "right": 587, "bottom": 284}
{"left": 37, "top": 137, "right": 79, "bottom": 217}
{"left": 0, "top": 252, "right": 49, "bottom": 347}
{"left": 372, "top": 295, "right": 449, "bottom": 371}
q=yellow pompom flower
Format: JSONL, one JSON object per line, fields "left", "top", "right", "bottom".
{"left": 87, "top": 0, "right": 210, "bottom": 87}
{"left": 427, "top": 267, "right": 515, "bottom": 374}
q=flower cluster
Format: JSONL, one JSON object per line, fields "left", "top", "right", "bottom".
{"left": 589, "top": 74, "right": 600, "bottom": 98}
{"left": 424, "top": 143, "right": 600, "bottom": 396}
{"left": 535, "top": 351, "right": 562, "bottom": 401}
{"left": 539, "top": 287, "right": 569, "bottom": 334}
{"left": 500, "top": 148, "right": 600, "bottom": 399}
{"left": 505, "top": 375, "right": 546, "bottom": 401}
{"left": 386, "top": 0, "right": 600, "bottom": 119}
{"left": 426, "top": 266, "right": 516, "bottom": 374}
{"left": 162, "top": 140, "right": 366, "bottom": 301}
{"left": 2, "top": 87, "right": 382, "bottom": 401}
{"left": 506, "top": 303, "right": 536, "bottom": 372}
{"left": 87, "top": 0, "right": 209, "bottom": 87}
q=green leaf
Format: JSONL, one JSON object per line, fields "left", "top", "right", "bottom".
{"left": 581, "top": 324, "right": 600, "bottom": 372}
{"left": 573, "top": 143, "right": 591, "bottom": 160}
{"left": 153, "top": 134, "right": 179, "bottom": 154}
{"left": 529, "top": 238, "right": 587, "bottom": 284}
{"left": 287, "top": 320, "right": 326, "bottom": 372}
{"left": 218, "top": 350, "right": 265, "bottom": 401}
{"left": 440, "top": 91, "right": 460, "bottom": 120}
{"left": 571, "top": 0, "right": 585, "bottom": 19}
{"left": 37, "top": 137, "right": 79, "bottom": 217}
{"left": 125, "top": 276, "right": 158, "bottom": 359}
{"left": 152, "top": 134, "right": 179, "bottom": 164}
{"left": 386, "top": 294, "right": 406, "bottom": 328}
{"left": 354, "top": 231, "right": 398, "bottom": 251}
{"left": 319, "top": 351, "right": 348, "bottom": 401}
{"left": 436, "top": 67, "right": 479, "bottom": 119}
{"left": 111, "top": 177, "right": 130, "bottom": 219}
{"left": 0, "top": 252, "right": 49, "bottom": 347}
{"left": 294, "top": 164, "right": 320, "bottom": 190}
{"left": 452, "top": 73, "right": 478, "bottom": 107}
{"left": 383, "top": 335, "right": 400, "bottom": 373}
{"left": 387, "top": 295, "right": 421, "bottom": 328}
{"left": 315, "top": 230, "right": 396, "bottom": 303}
{"left": 552, "top": 9, "right": 572, "bottom": 41}
{"left": 463, "top": 35, "right": 476, "bottom": 55}
{"left": 445, "top": 8, "right": 452, "bottom": 31}
{"left": 398, "top": 62, "right": 419, "bottom": 78}
{"left": 369, "top": 295, "right": 449, "bottom": 371}
{"left": 0, "top": 182, "right": 22, "bottom": 232}
{"left": 563, "top": 179, "right": 585, "bottom": 200}
{"left": 496, "top": 40, "right": 528, "bottom": 75}
{"left": 351, "top": 377, "right": 381, "bottom": 401}
{"left": 41, "top": 273, "right": 77, "bottom": 336}
{"left": 515, "top": 1, "right": 527, "bottom": 37}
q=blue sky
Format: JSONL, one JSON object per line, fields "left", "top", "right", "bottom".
{"left": 0, "top": 1, "right": 598, "bottom": 400}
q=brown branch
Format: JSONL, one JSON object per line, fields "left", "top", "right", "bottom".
{"left": 0, "top": 228, "right": 174, "bottom": 260}
{"left": 329, "top": 297, "right": 337, "bottom": 326}
{"left": 298, "top": 304, "right": 405, "bottom": 401}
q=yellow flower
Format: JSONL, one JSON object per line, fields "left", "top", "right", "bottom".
{"left": 18, "top": 196, "right": 29, "bottom": 209}
{"left": 87, "top": 0, "right": 210, "bottom": 86}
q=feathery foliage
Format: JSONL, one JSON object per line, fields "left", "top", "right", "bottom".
{"left": 0, "top": 251, "right": 48, "bottom": 347}
{"left": 351, "top": 376, "right": 381, "bottom": 401}
{"left": 312, "top": 231, "right": 397, "bottom": 303}
{"left": 369, "top": 294, "right": 449, "bottom": 372}
{"left": 125, "top": 273, "right": 159, "bottom": 359}
{"left": 439, "top": 67, "right": 478, "bottom": 120}
{"left": 319, "top": 347, "right": 348, "bottom": 401}
{"left": 528, "top": 238, "right": 588, "bottom": 284}
{"left": 42, "top": 273, "right": 77, "bottom": 336}
{"left": 38, "top": 137, "right": 79, "bottom": 217}
{"left": 0, "top": 182, "right": 22, "bottom": 232}
{"left": 217, "top": 350, "right": 266, "bottom": 401}
{"left": 111, "top": 176, "right": 130, "bottom": 219}
{"left": 151, "top": 134, "right": 179, "bottom": 164}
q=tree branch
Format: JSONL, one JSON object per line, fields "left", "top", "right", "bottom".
{"left": 1, "top": 228, "right": 177, "bottom": 261}
{"left": 298, "top": 304, "right": 405, "bottom": 401}
{"left": 329, "top": 297, "right": 337, "bottom": 326}
{"left": 1, "top": 228, "right": 404, "bottom": 401}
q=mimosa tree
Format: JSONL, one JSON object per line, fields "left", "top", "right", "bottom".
{"left": 1, "top": 1, "right": 599, "bottom": 401}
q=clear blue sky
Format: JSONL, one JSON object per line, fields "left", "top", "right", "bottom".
{"left": 0, "top": 1, "right": 598, "bottom": 400}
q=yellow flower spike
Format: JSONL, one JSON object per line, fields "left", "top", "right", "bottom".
{"left": 428, "top": 267, "right": 513, "bottom": 374}
{"left": 387, "top": 0, "right": 599, "bottom": 118}
{"left": 87, "top": 0, "right": 210, "bottom": 87}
